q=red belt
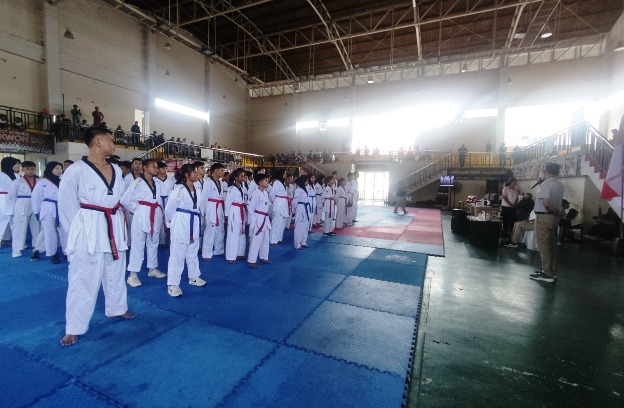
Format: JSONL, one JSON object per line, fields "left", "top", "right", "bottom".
{"left": 138, "top": 200, "right": 162, "bottom": 237}
{"left": 276, "top": 195, "right": 293, "bottom": 216}
{"left": 0, "top": 192, "right": 7, "bottom": 195}
{"left": 254, "top": 209, "right": 269, "bottom": 235}
{"left": 208, "top": 198, "right": 225, "bottom": 226}
{"left": 80, "top": 202, "right": 122, "bottom": 260}
{"left": 231, "top": 202, "right": 246, "bottom": 234}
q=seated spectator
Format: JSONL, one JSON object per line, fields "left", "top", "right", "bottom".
{"left": 12, "top": 116, "right": 26, "bottom": 130}
{"left": 587, "top": 207, "right": 619, "bottom": 241}
{"left": 515, "top": 192, "right": 535, "bottom": 221}
{"left": 503, "top": 211, "right": 536, "bottom": 248}
{"left": 0, "top": 114, "right": 8, "bottom": 129}
{"left": 114, "top": 125, "right": 126, "bottom": 145}
{"left": 559, "top": 199, "right": 583, "bottom": 242}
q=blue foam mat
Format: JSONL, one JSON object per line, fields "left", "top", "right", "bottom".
{"left": 0, "top": 229, "right": 428, "bottom": 407}
{"left": 219, "top": 346, "right": 405, "bottom": 408}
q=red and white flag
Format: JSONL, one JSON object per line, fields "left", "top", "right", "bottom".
{"left": 601, "top": 140, "right": 623, "bottom": 201}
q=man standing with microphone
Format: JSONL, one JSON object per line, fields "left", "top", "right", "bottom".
{"left": 530, "top": 162, "right": 565, "bottom": 283}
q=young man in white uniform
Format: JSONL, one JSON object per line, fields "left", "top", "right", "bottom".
{"left": 269, "top": 170, "right": 290, "bottom": 245}
{"left": 201, "top": 162, "right": 226, "bottom": 259}
{"left": 9, "top": 161, "right": 40, "bottom": 257}
{"left": 247, "top": 173, "right": 271, "bottom": 267}
{"left": 121, "top": 159, "right": 167, "bottom": 287}
{"left": 59, "top": 126, "right": 135, "bottom": 347}
{"left": 154, "top": 161, "right": 174, "bottom": 246}
{"left": 224, "top": 168, "right": 247, "bottom": 263}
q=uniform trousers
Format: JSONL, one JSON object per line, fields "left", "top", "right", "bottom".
{"left": 202, "top": 221, "right": 225, "bottom": 258}
{"left": 65, "top": 239, "right": 128, "bottom": 335}
{"left": 34, "top": 215, "right": 64, "bottom": 256}
{"left": 324, "top": 211, "right": 334, "bottom": 233}
{"left": 335, "top": 201, "right": 346, "bottom": 229}
{"left": 125, "top": 213, "right": 133, "bottom": 247}
{"left": 167, "top": 239, "right": 201, "bottom": 286}
{"left": 294, "top": 214, "right": 309, "bottom": 248}
{"left": 0, "top": 214, "right": 12, "bottom": 245}
{"left": 270, "top": 214, "right": 288, "bottom": 244}
{"left": 248, "top": 225, "right": 269, "bottom": 263}
{"left": 12, "top": 212, "right": 40, "bottom": 251}
{"left": 314, "top": 200, "right": 324, "bottom": 225}
{"left": 535, "top": 214, "right": 560, "bottom": 276}
{"left": 225, "top": 220, "right": 246, "bottom": 260}
{"left": 127, "top": 225, "right": 160, "bottom": 272}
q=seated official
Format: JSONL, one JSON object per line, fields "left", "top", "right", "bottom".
{"left": 503, "top": 210, "right": 535, "bottom": 248}
{"left": 515, "top": 192, "right": 535, "bottom": 221}
{"left": 587, "top": 207, "right": 620, "bottom": 241}
{"left": 559, "top": 199, "right": 582, "bottom": 228}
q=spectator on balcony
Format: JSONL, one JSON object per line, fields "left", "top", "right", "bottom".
{"left": 92, "top": 107, "right": 104, "bottom": 125}
{"left": 70, "top": 105, "right": 82, "bottom": 123}
{"left": 114, "top": 125, "right": 126, "bottom": 146}
{"left": 0, "top": 114, "right": 8, "bottom": 129}
{"left": 458, "top": 144, "right": 468, "bottom": 167}
{"left": 364, "top": 146, "right": 370, "bottom": 156}
{"left": 498, "top": 143, "right": 507, "bottom": 167}
{"left": 373, "top": 146, "right": 380, "bottom": 158}
{"left": 130, "top": 121, "right": 141, "bottom": 145}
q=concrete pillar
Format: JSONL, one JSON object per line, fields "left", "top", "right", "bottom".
{"left": 43, "top": 2, "right": 63, "bottom": 113}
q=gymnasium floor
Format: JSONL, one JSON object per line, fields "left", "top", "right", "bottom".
{"left": 0, "top": 207, "right": 435, "bottom": 408}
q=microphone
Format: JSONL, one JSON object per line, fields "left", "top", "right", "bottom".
{"left": 531, "top": 178, "right": 544, "bottom": 189}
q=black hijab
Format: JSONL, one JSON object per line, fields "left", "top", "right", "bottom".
{"left": 44, "top": 161, "right": 62, "bottom": 187}
{"left": 1, "top": 157, "right": 20, "bottom": 180}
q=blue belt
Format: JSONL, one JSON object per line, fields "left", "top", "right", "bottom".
{"left": 43, "top": 198, "right": 59, "bottom": 227}
{"left": 176, "top": 208, "right": 202, "bottom": 243}
{"left": 17, "top": 195, "right": 31, "bottom": 199}
{"left": 160, "top": 195, "right": 168, "bottom": 209}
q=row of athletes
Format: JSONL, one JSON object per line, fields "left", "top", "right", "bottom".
{"left": 47, "top": 126, "right": 359, "bottom": 346}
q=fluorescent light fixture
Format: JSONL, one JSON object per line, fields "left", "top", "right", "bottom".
{"left": 367, "top": 75, "right": 374, "bottom": 84}
{"left": 540, "top": 24, "right": 553, "bottom": 39}
{"left": 296, "top": 120, "right": 319, "bottom": 131}
{"left": 164, "top": 41, "right": 172, "bottom": 50}
{"left": 461, "top": 63, "right": 468, "bottom": 72}
{"left": 465, "top": 108, "right": 498, "bottom": 118}
{"left": 614, "top": 41, "right": 624, "bottom": 52}
{"left": 328, "top": 118, "right": 350, "bottom": 127}
{"left": 155, "top": 98, "right": 210, "bottom": 122}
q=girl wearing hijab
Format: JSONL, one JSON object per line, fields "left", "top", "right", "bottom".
{"left": 293, "top": 175, "right": 310, "bottom": 249}
{"left": 31, "top": 161, "right": 65, "bottom": 263}
{"left": 0, "top": 157, "right": 20, "bottom": 249}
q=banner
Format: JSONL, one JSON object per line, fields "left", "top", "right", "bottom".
{"left": 448, "top": 167, "right": 513, "bottom": 180}
{"left": 0, "top": 128, "right": 55, "bottom": 154}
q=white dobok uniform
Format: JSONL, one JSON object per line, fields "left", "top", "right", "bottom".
{"left": 323, "top": 185, "right": 335, "bottom": 234}
{"left": 224, "top": 183, "right": 247, "bottom": 261}
{"left": 123, "top": 173, "right": 141, "bottom": 246}
{"left": 345, "top": 180, "right": 355, "bottom": 225}
{"left": 314, "top": 182, "right": 324, "bottom": 225}
{"left": 165, "top": 184, "right": 203, "bottom": 286}
{"left": 9, "top": 176, "right": 40, "bottom": 252}
{"left": 155, "top": 176, "right": 175, "bottom": 246}
{"left": 269, "top": 180, "right": 290, "bottom": 244}
{"left": 335, "top": 185, "right": 347, "bottom": 229}
{"left": 121, "top": 176, "right": 163, "bottom": 273}
{"left": 59, "top": 159, "right": 129, "bottom": 336}
{"left": 31, "top": 177, "right": 66, "bottom": 256}
{"left": 247, "top": 188, "right": 271, "bottom": 264}
{"left": 0, "top": 172, "right": 14, "bottom": 242}
{"left": 306, "top": 184, "right": 316, "bottom": 231}
{"left": 293, "top": 187, "right": 310, "bottom": 249}
{"left": 201, "top": 177, "right": 226, "bottom": 259}
{"left": 351, "top": 178, "right": 359, "bottom": 221}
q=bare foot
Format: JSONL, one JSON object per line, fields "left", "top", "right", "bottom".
{"left": 226, "top": 260, "right": 238, "bottom": 264}
{"left": 60, "top": 334, "right": 78, "bottom": 346}
{"left": 260, "top": 259, "right": 271, "bottom": 264}
{"left": 248, "top": 262, "right": 259, "bottom": 268}
{"left": 109, "top": 311, "right": 136, "bottom": 319}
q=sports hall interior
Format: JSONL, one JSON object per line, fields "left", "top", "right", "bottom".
{"left": 1, "top": 1, "right": 623, "bottom": 407}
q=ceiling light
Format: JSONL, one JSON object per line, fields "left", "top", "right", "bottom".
{"left": 461, "top": 63, "right": 468, "bottom": 73}
{"left": 506, "top": 77, "right": 513, "bottom": 85}
{"left": 165, "top": 69, "right": 171, "bottom": 77}
{"left": 164, "top": 41, "right": 172, "bottom": 50}
{"left": 367, "top": 75, "right": 374, "bottom": 84}
{"left": 614, "top": 41, "right": 624, "bottom": 52}
{"left": 540, "top": 24, "right": 553, "bottom": 39}
{"left": 63, "top": 28, "right": 74, "bottom": 39}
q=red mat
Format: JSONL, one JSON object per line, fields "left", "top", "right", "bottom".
{"left": 326, "top": 207, "right": 444, "bottom": 246}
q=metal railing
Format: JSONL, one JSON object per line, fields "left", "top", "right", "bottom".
{"left": 137, "top": 141, "right": 264, "bottom": 167}
{"left": 0, "top": 105, "right": 52, "bottom": 133}
{"left": 393, "top": 152, "right": 453, "bottom": 194}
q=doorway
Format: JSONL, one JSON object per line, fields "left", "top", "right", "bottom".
{"left": 358, "top": 171, "right": 389, "bottom": 206}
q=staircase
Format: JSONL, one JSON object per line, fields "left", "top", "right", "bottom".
{"left": 392, "top": 153, "right": 452, "bottom": 195}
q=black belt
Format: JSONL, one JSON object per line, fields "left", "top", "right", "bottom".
{"left": 535, "top": 212, "right": 554, "bottom": 215}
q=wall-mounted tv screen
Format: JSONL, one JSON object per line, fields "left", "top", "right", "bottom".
{"left": 440, "top": 175, "right": 455, "bottom": 187}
